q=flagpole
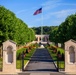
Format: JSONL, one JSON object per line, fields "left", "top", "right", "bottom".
{"left": 33, "top": 7, "right": 43, "bottom": 42}
{"left": 41, "top": 7, "right": 43, "bottom": 42}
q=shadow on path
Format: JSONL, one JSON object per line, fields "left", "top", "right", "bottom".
{"left": 24, "top": 48, "right": 57, "bottom": 72}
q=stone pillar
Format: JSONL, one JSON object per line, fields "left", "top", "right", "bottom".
{"left": 38, "top": 37, "right": 40, "bottom": 43}
{"left": 65, "top": 39, "right": 76, "bottom": 74}
{"left": 3, "top": 40, "right": 16, "bottom": 74}
{"left": 44, "top": 37, "right": 46, "bottom": 42}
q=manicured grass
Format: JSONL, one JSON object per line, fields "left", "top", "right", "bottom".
{"left": 16, "top": 48, "right": 36, "bottom": 69}
{"left": 0, "top": 58, "right": 2, "bottom": 61}
{"left": 55, "top": 61, "right": 65, "bottom": 69}
{"left": 59, "top": 61, "right": 65, "bottom": 69}
{"left": 0, "top": 58, "right": 2, "bottom": 70}
{"left": 16, "top": 60, "right": 28, "bottom": 69}
{"left": 48, "top": 47, "right": 65, "bottom": 69}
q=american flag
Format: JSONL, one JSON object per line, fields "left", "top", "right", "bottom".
{"left": 33, "top": 8, "right": 42, "bottom": 15}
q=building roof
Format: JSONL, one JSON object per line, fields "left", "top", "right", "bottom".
{"left": 3, "top": 40, "right": 16, "bottom": 44}
{"left": 65, "top": 39, "right": 76, "bottom": 44}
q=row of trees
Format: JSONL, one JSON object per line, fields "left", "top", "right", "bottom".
{"left": 32, "top": 26, "right": 58, "bottom": 34}
{"left": 0, "top": 6, "right": 35, "bottom": 45}
{"left": 49, "top": 13, "right": 76, "bottom": 43}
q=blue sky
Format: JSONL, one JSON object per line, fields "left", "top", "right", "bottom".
{"left": 0, "top": 0, "right": 76, "bottom": 27}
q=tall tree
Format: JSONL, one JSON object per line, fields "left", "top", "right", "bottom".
{"left": 0, "top": 6, "right": 35, "bottom": 45}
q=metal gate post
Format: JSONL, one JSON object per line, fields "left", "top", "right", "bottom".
{"left": 22, "top": 51, "right": 24, "bottom": 71}
{"left": 57, "top": 55, "right": 59, "bottom": 72}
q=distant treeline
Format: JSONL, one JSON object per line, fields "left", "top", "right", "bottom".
{"left": 32, "top": 26, "right": 58, "bottom": 34}
{"left": 32, "top": 13, "right": 76, "bottom": 43}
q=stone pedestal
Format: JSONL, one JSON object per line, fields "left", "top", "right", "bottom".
{"left": 2, "top": 40, "right": 16, "bottom": 74}
{"left": 65, "top": 39, "right": 76, "bottom": 73}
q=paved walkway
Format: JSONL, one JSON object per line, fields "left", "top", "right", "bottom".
{"left": 24, "top": 48, "right": 57, "bottom": 71}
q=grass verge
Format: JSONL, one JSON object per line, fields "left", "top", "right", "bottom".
{"left": 48, "top": 47, "right": 65, "bottom": 69}
{"left": 0, "top": 58, "right": 2, "bottom": 70}
{"left": 16, "top": 48, "right": 36, "bottom": 69}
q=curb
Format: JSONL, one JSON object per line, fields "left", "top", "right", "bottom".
{"left": 24, "top": 61, "right": 29, "bottom": 69}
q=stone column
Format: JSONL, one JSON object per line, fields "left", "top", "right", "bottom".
{"left": 3, "top": 40, "right": 16, "bottom": 74}
{"left": 38, "top": 37, "right": 40, "bottom": 43}
{"left": 65, "top": 39, "right": 76, "bottom": 74}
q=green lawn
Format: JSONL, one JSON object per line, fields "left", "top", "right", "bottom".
{"left": 0, "top": 58, "right": 2, "bottom": 70}
{"left": 16, "top": 60, "right": 28, "bottom": 69}
{"left": 58, "top": 61, "right": 65, "bottom": 69}
{"left": 48, "top": 47, "right": 65, "bottom": 69}
{"left": 16, "top": 48, "right": 36, "bottom": 69}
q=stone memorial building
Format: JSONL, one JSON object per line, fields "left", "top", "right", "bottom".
{"left": 35, "top": 35, "right": 49, "bottom": 43}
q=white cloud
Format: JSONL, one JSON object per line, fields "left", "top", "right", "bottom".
{"left": 56, "top": 9, "right": 76, "bottom": 18}
{"left": 42, "top": 0, "right": 61, "bottom": 6}
{"left": 58, "top": 3, "right": 76, "bottom": 6}
{"left": 41, "top": 0, "right": 76, "bottom": 11}
{"left": 33, "top": 9, "right": 76, "bottom": 26}
{"left": 46, "top": 9, "right": 76, "bottom": 25}
{"left": 44, "top": 9, "right": 76, "bottom": 20}
{"left": 16, "top": 7, "right": 36, "bottom": 15}
{"left": 41, "top": 0, "right": 61, "bottom": 11}
{"left": 16, "top": 10, "right": 27, "bottom": 15}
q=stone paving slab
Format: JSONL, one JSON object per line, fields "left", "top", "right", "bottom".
{"left": 18, "top": 73, "right": 30, "bottom": 75}
{"left": 30, "top": 72, "right": 49, "bottom": 75}
{"left": 0, "top": 74, "right": 18, "bottom": 75}
{"left": 1, "top": 72, "right": 75, "bottom": 75}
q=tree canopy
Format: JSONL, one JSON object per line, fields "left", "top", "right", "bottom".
{"left": 32, "top": 26, "right": 58, "bottom": 35}
{"left": 49, "top": 13, "right": 76, "bottom": 43}
{"left": 0, "top": 6, "right": 35, "bottom": 45}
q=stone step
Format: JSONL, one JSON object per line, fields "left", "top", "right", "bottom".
{"left": 0, "top": 74, "right": 18, "bottom": 75}
{"left": 18, "top": 72, "right": 30, "bottom": 75}
{"left": 18, "top": 72, "right": 66, "bottom": 75}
